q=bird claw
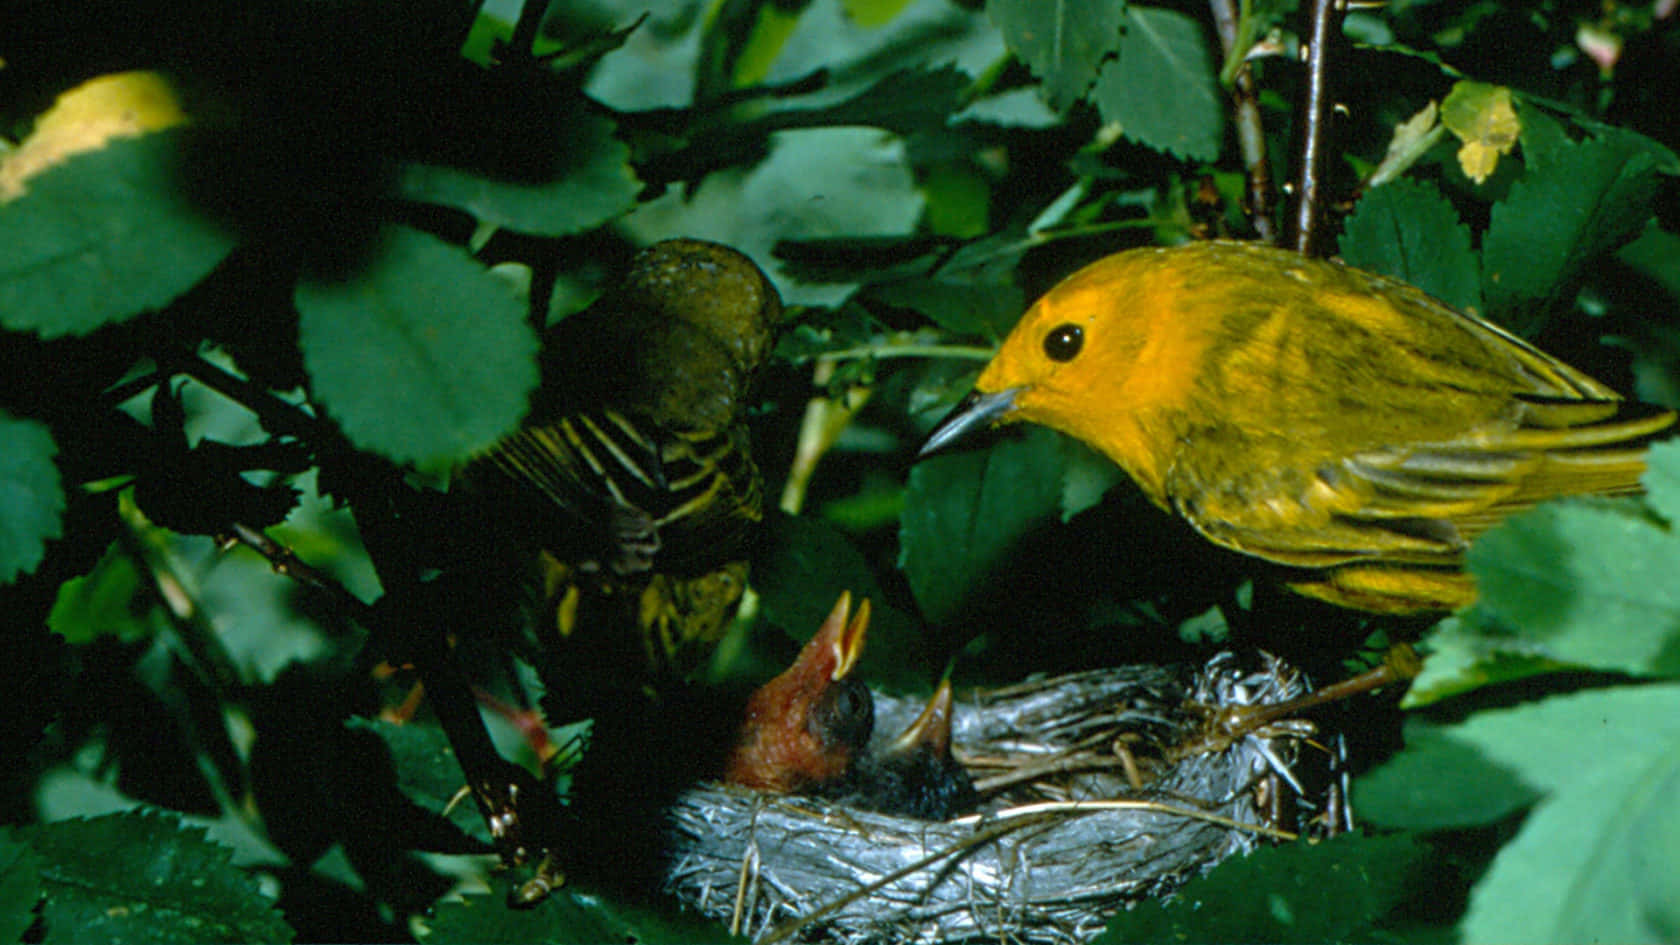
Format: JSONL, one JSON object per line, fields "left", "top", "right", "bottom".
{"left": 469, "top": 760, "right": 566, "bottom": 879}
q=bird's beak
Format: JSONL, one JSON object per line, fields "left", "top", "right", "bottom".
{"left": 886, "top": 678, "right": 955, "bottom": 758}
{"left": 919, "top": 388, "right": 1021, "bottom": 457}
{"left": 813, "top": 590, "right": 870, "bottom": 681}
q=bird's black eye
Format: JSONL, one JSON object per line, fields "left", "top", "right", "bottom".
{"left": 1043, "top": 323, "right": 1083, "bottom": 362}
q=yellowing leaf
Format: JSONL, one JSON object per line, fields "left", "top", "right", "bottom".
{"left": 1441, "top": 81, "right": 1519, "bottom": 184}
{"left": 1369, "top": 100, "right": 1445, "bottom": 187}
{"left": 0, "top": 71, "right": 187, "bottom": 200}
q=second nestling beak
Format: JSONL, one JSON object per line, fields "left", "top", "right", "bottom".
{"left": 844, "top": 677, "right": 977, "bottom": 820}
{"left": 722, "top": 591, "right": 875, "bottom": 793}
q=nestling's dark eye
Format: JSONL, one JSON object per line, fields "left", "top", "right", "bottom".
{"left": 1043, "top": 323, "right": 1083, "bottom": 362}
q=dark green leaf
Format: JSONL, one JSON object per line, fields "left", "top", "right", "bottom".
{"left": 297, "top": 226, "right": 539, "bottom": 468}
{"left": 351, "top": 719, "right": 494, "bottom": 846}
{"left": 0, "top": 131, "right": 234, "bottom": 338}
{"left": 763, "top": 66, "right": 970, "bottom": 140}
{"left": 987, "top": 0, "right": 1125, "bottom": 110}
{"left": 1482, "top": 135, "right": 1662, "bottom": 333}
{"left": 621, "top": 127, "right": 923, "bottom": 308}
{"left": 753, "top": 513, "right": 925, "bottom": 690}
{"left": 900, "top": 426, "right": 1065, "bottom": 625}
{"left": 398, "top": 111, "right": 638, "bottom": 238}
{"left": 0, "top": 833, "right": 41, "bottom": 944}
{"left": 25, "top": 810, "right": 293, "bottom": 944}
{"left": 1090, "top": 6, "right": 1223, "bottom": 163}
{"left": 419, "top": 878, "right": 741, "bottom": 945}
{"left": 1097, "top": 833, "right": 1430, "bottom": 944}
{"left": 1467, "top": 499, "right": 1680, "bottom": 678}
{"left": 1515, "top": 101, "right": 1571, "bottom": 171}
{"left": 1338, "top": 177, "right": 1482, "bottom": 315}
{"left": 0, "top": 412, "right": 64, "bottom": 583}
{"left": 864, "top": 230, "right": 1032, "bottom": 340}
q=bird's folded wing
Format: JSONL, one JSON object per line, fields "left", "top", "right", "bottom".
{"left": 479, "top": 408, "right": 668, "bottom": 573}
{"left": 1181, "top": 396, "right": 1675, "bottom": 569}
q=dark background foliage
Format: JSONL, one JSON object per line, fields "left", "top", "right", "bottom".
{"left": 2, "top": 0, "right": 1678, "bottom": 942}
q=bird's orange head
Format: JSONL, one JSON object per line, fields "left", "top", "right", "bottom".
{"left": 923, "top": 244, "right": 1211, "bottom": 497}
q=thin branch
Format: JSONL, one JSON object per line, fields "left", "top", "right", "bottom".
{"left": 1210, "top": 0, "right": 1278, "bottom": 243}
{"left": 225, "top": 521, "right": 377, "bottom": 625}
{"left": 1291, "top": 0, "right": 1342, "bottom": 256}
{"left": 1204, "top": 644, "right": 1420, "bottom": 742}
{"left": 164, "top": 349, "right": 329, "bottom": 444}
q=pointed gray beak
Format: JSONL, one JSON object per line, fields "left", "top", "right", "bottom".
{"left": 918, "top": 388, "right": 1020, "bottom": 457}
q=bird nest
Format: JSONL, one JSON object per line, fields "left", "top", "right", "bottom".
{"left": 664, "top": 652, "right": 1344, "bottom": 944}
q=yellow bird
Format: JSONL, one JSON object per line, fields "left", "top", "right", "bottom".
{"left": 923, "top": 240, "right": 1676, "bottom": 613}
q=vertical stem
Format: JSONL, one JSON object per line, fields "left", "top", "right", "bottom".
{"left": 1210, "top": 0, "right": 1278, "bottom": 243}
{"left": 1291, "top": 0, "right": 1341, "bottom": 256}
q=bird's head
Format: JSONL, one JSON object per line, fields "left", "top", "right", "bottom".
{"left": 723, "top": 591, "right": 875, "bottom": 793}
{"left": 920, "top": 244, "right": 1209, "bottom": 491}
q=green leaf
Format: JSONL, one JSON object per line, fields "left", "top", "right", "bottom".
{"left": 900, "top": 426, "right": 1065, "bottom": 625}
{"left": 1059, "top": 435, "right": 1125, "bottom": 522}
{"left": 0, "top": 833, "right": 42, "bottom": 944}
{"left": 351, "top": 718, "right": 494, "bottom": 846}
{"left": 0, "top": 412, "right": 64, "bottom": 583}
{"left": 1467, "top": 500, "right": 1680, "bottom": 678}
{"left": 1642, "top": 437, "right": 1680, "bottom": 529}
{"left": 843, "top": 0, "right": 915, "bottom": 28}
{"left": 1515, "top": 101, "right": 1571, "bottom": 171}
{"left": 47, "top": 542, "right": 163, "bottom": 644}
{"left": 621, "top": 127, "right": 923, "bottom": 308}
{"left": 1097, "top": 833, "right": 1430, "bottom": 944}
{"left": 1403, "top": 612, "right": 1573, "bottom": 708}
{"left": 296, "top": 226, "right": 539, "bottom": 469}
{"left": 1354, "top": 717, "right": 1542, "bottom": 828}
{"left": 1467, "top": 736, "right": 1680, "bottom": 945}
{"left": 1090, "top": 6, "right": 1223, "bottom": 163}
{"left": 398, "top": 111, "right": 638, "bottom": 238}
{"left": 0, "top": 131, "right": 234, "bottom": 338}
{"left": 1482, "top": 135, "right": 1662, "bottom": 333}
{"left": 24, "top": 810, "right": 294, "bottom": 944}
{"left": 1356, "top": 685, "right": 1680, "bottom": 944}
{"left": 419, "top": 878, "right": 741, "bottom": 945}
{"left": 986, "top": 0, "right": 1125, "bottom": 110}
{"left": 1338, "top": 177, "right": 1482, "bottom": 315}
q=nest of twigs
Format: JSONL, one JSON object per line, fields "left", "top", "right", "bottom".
{"left": 664, "top": 652, "right": 1344, "bottom": 944}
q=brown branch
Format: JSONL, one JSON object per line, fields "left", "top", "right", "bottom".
{"left": 225, "top": 521, "right": 377, "bottom": 625}
{"left": 1291, "top": 0, "right": 1343, "bottom": 256}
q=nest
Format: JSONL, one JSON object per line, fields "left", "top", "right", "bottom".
{"left": 664, "top": 652, "right": 1345, "bottom": 944}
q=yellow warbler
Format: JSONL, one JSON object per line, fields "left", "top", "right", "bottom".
{"left": 923, "top": 240, "right": 1676, "bottom": 613}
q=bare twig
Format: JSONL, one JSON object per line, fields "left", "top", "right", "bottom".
{"left": 1205, "top": 644, "right": 1420, "bottom": 741}
{"left": 225, "top": 521, "right": 377, "bottom": 623}
{"left": 1291, "top": 0, "right": 1343, "bottom": 256}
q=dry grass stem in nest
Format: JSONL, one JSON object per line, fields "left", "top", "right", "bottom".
{"left": 665, "top": 651, "right": 1346, "bottom": 944}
